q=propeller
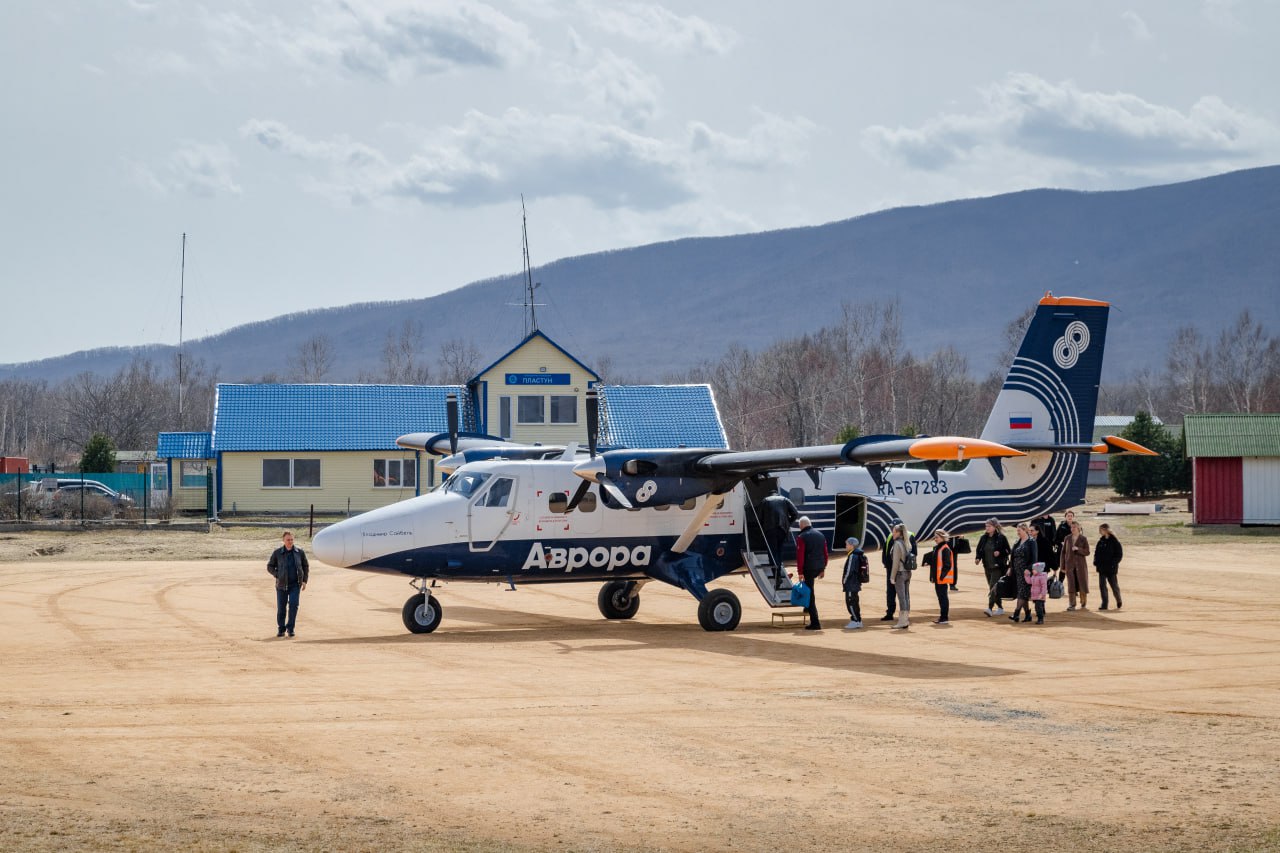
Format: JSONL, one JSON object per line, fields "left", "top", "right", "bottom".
{"left": 446, "top": 392, "right": 459, "bottom": 456}
{"left": 565, "top": 390, "right": 601, "bottom": 513}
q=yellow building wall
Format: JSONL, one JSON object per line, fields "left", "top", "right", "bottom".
{"left": 220, "top": 450, "right": 425, "bottom": 514}
{"left": 170, "top": 458, "right": 211, "bottom": 512}
{"left": 475, "top": 335, "right": 598, "bottom": 445}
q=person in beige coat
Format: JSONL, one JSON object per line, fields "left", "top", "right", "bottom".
{"left": 889, "top": 524, "right": 912, "bottom": 629}
{"left": 1062, "top": 519, "right": 1091, "bottom": 610}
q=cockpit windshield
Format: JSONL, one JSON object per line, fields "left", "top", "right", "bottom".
{"left": 441, "top": 471, "right": 491, "bottom": 498}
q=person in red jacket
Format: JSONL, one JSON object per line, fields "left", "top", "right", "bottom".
{"left": 795, "top": 516, "right": 828, "bottom": 631}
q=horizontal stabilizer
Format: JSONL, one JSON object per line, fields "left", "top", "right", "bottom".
{"left": 1003, "top": 435, "right": 1158, "bottom": 456}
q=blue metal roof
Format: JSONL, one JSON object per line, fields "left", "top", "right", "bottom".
{"left": 157, "top": 432, "right": 212, "bottom": 459}
{"left": 212, "top": 384, "right": 466, "bottom": 452}
{"left": 599, "top": 385, "right": 727, "bottom": 449}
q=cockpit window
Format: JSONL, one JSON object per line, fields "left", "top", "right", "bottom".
{"left": 442, "top": 471, "right": 491, "bottom": 497}
{"left": 476, "top": 477, "right": 513, "bottom": 508}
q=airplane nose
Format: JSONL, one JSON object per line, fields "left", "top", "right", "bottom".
{"left": 311, "top": 523, "right": 347, "bottom": 566}
{"left": 572, "top": 456, "right": 605, "bottom": 483}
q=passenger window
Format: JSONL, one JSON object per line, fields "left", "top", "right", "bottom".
{"left": 578, "top": 491, "right": 597, "bottom": 513}
{"left": 548, "top": 492, "right": 569, "bottom": 514}
{"left": 680, "top": 497, "right": 697, "bottom": 511}
{"left": 788, "top": 487, "right": 805, "bottom": 507}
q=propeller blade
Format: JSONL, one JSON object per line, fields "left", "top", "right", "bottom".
{"left": 446, "top": 392, "right": 459, "bottom": 456}
{"left": 564, "top": 480, "right": 592, "bottom": 513}
{"left": 585, "top": 389, "right": 599, "bottom": 457}
{"left": 599, "top": 475, "right": 633, "bottom": 509}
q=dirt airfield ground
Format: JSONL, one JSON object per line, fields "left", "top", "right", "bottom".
{"left": 2, "top": 498, "right": 1279, "bottom": 852}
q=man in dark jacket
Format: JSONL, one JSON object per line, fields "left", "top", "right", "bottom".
{"left": 794, "top": 516, "right": 828, "bottom": 631}
{"left": 758, "top": 490, "right": 799, "bottom": 587}
{"left": 1035, "top": 513, "right": 1058, "bottom": 571}
{"left": 268, "top": 531, "right": 310, "bottom": 637}
{"left": 1093, "top": 523, "right": 1124, "bottom": 610}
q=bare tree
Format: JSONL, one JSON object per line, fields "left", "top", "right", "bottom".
{"left": 1165, "top": 326, "right": 1213, "bottom": 415}
{"left": 377, "top": 320, "right": 432, "bottom": 385}
{"left": 1216, "top": 310, "right": 1275, "bottom": 413}
{"left": 437, "top": 337, "right": 482, "bottom": 385}
{"left": 287, "top": 335, "right": 336, "bottom": 383}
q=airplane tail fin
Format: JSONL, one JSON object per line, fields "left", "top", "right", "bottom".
{"left": 981, "top": 293, "right": 1110, "bottom": 448}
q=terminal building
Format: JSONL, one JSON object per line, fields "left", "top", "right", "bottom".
{"left": 157, "top": 330, "right": 725, "bottom": 516}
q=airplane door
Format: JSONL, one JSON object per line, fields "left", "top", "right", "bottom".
{"left": 468, "top": 475, "right": 518, "bottom": 552}
{"left": 833, "top": 494, "right": 867, "bottom": 550}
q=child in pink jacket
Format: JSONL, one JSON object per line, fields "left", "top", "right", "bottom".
{"left": 1026, "top": 562, "right": 1049, "bottom": 625}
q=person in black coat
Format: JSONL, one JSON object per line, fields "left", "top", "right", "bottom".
{"left": 840, "top": 537, "right": 867, "bottom": 629}
{"left": 1035, "top": 513, "right": 1058, "bottom": 571}
{"left": 267, "top": 531, "right": 310, "bottom": 637}
{"left": 795, "top": 517, "right": 828, "bottom": 631}
{"left": 1093, "top": 522, "right": 1124, "bottom": 610}
{"left": 758, "top": 490, "right": 799, "bottom": 587}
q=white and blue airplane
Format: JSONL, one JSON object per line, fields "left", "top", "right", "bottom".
{"left": 312, "top": 294, "right": 1153, "bottom": 634}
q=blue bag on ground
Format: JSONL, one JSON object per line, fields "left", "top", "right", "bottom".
{"left": 790, "top": 581, "right": 811, "bottom": 608}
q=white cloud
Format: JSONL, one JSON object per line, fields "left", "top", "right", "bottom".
{"left": 203, "top": 0, "right": 537, "bottom": 82}
{"left": 1202, "top": 0, "right": 1243, "bottom": 29}
{"left": 1121, "top": 10, "right": 1152, "bottom": 40}
{"left": 688, "top": 109, "right": 818, "bottom": 169}
{"left": 556, "top": 28, "right": 661, "bottom": 128}
{"left": 583, "top": 2, "right": 737, "bottom": 55}
{"left": 241, "top": 107, "right": 817, "bottom": 211}
{"left": 863, "top": 73, "right": 1280, "bottom": 179}
{"left": 135, "top": 142, "right": 242, "bottom": 198}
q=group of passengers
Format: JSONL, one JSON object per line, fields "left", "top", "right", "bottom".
{"left": 833, "top": 510, "right": 1124, "bottom": 631}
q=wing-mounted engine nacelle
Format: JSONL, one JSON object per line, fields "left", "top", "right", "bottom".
{"left": 573, "top": 449, "right": 733, "bottom": 508}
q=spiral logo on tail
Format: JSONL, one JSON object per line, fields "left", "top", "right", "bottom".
{"left": 1053, "top": 321, "right": 1091, "bottom": 369}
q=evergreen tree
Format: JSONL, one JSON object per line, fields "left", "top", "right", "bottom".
{"left": 1109, "top": 412, "right": 1174, "bottom": 497}
{"left": 79, "top": 433, "right": 117, "bottom": 474}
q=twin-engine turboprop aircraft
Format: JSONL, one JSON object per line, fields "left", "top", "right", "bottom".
{"left": 312, "top": 294, "right": 1154, "bottom": 634}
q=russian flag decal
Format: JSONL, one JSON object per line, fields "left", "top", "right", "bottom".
{"left": 1009, "top": 414, "right": 1033, "bottom": 430}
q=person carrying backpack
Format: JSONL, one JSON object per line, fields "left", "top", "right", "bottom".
{"left": 841, "top": 537, "right": 869, "bottom": 630}
{"left": 880, "top": 520, "right": 917, "bottom": 622}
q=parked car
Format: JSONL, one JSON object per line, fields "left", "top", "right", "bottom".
{"left": 30, "top": 478, "right": 135, "bottom": 509}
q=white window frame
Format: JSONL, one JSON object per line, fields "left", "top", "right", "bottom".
{"left": 517, "top": 395, "right": 545, "bottom": 424}
{"left": 262, "top": 458, "right": 322, "bottom": 489}
{"left": 549, "top": 395, "right": 578, "bottom": 425}
{"left": 373, "top": 458, "right": 417, "bottom": 489}
{"left": 180, "top": 460, "right": 208, "bottom": 489}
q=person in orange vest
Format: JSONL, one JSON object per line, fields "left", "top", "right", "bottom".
{"left": 930, "top": 529, "right": 955, "bottom": 624}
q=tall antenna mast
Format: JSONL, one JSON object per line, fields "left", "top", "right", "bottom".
{"left": 178, "top": 232, "right": 186, "bottom": 425}
{"left": 521, "top": 196, "right": 540, "bottom": 336}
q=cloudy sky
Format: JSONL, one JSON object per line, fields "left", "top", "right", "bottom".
{"left": 3, "top": 0, "right": 1277, "bottom": 364}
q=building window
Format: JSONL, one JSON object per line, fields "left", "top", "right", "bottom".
{"left": 517, "top": 395, "right": 545, "bottom": 424}
{"left": 373, "top": 458, "right": 417, "bottom": 488}
{"left": 180, "top": 460, "right": 207, "bottom": 489}
{"left": 262, "top": 459, "right": 321, "bottom": 488}
{"left": 550, "top": 395, "right": 577, "bottom": 424}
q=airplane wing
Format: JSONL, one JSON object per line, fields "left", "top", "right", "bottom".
{"left": 396, "top": 431, "right": 515, "bottom": 456}
{"left": 574, "top": 435, "right": 1024, "bottom": 509}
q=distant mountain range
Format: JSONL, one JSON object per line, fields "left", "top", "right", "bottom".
{"left": 5, "top": 165, "right": 1278, "bottom": 385}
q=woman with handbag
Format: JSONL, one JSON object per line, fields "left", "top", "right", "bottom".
{"left": 1062, "top": 519, "right": 1091, "bottom": 611}
{"left": 1008, "top": 522, "right": 1035, "bottom": 623}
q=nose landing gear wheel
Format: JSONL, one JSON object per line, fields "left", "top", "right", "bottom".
{"left": 698, "top": 588, "right": 741, "bottom": 632}
{"left": 402, "top": 592, "right": 442, "bottom": 634}
{"left": 597, "top": 580, "right": 641, "bottom": 620}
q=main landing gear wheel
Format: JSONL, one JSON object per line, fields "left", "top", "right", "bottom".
{"left": 402, "top": 592, "right": 442, "bottom": 634}
{"left": 698, "top": 588, "right": 741, "bottom": 632}
{"left": 598, "top": 580, "right": 641, "bottom": 620}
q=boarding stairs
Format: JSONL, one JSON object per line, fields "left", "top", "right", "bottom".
{"left": 742, "top": 550, "right": 808, "bottom": 626}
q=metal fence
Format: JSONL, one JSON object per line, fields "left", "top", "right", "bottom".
{"left": 0, "top": 472, "right": 161, "bottom": 522}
